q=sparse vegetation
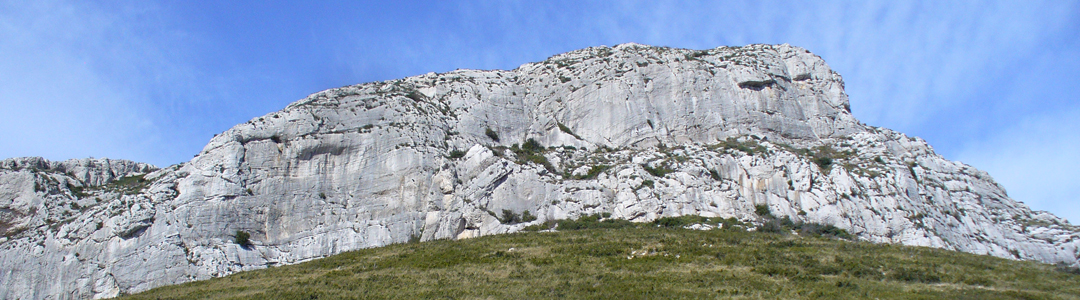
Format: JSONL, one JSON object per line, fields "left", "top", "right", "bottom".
{"left": 710, "top": 137, "right": 768, "bottom": 156}
{"left": 110, "top": 174, "right": 149, "bottom": 194}
{"left": 510, "top": 139, "right": 554, "bottom": 172}
{"left": 69, "top": 184, "right": 90, "bottom": 198}
{"left": 642, "top": 163, "right": 674, "bottom": 178}
{"left": 638, "top": 179, "right": 655, "bottom": 190}
{"left": 66, "top": 174, "right": 150, "bottom": 198}
{"left": 574, "top": 165, "right": 610, "bottom": 180}
{"left": 809, "top": 145, "right": 854, "bottom": 172}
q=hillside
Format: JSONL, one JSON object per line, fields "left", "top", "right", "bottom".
{"left": 1, "top": 43, "right": 1078, "bottom": 299}
{"left": 121, "top": 218, "right": 1080, "bottom": 299}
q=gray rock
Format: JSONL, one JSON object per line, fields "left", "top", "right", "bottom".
{"left": 1, "top": 43, "right": 1077, "bottom": 299}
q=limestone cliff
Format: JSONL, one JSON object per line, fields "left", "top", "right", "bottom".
{"left": 2, "top": 43, "right": 1077, "bottom": 299}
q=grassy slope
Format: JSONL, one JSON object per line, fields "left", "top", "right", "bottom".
{"left": 124, "top": 223, "right": 1080, "bottom": 300}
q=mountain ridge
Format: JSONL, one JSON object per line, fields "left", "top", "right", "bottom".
{"left": 1, "top": 43, "right": 1077, "bottom": 299}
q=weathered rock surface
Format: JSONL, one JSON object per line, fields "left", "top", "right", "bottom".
{"left": 1, "top": 43, "right": 1077, "bottom": 299}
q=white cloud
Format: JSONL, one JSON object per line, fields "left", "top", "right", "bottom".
{"left": 0, "top": 1, "right": 200, "bottom": 166}
{"left": 957, "top": 106, "right": 1080, "bottom": 224}
{"left": 0, "top": 1, "right": 150, "bottom": 160}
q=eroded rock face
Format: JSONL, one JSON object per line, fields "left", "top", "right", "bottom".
{"left": 1, "top": 43, "right": 1077, "bottom": 299}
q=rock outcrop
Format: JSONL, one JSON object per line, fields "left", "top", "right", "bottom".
{"left": 2, "top": 43, "right": 1077, "bottom": 299}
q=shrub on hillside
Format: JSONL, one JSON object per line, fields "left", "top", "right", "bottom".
{"left": 235, "top": 230, "right": 252, "bottom": 248}
{"left": 485, "top": 128, "right": 500, "bottom": 142}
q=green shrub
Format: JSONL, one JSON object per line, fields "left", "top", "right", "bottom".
{"left": 510, "top": 139, "right": 554, "bottom": 172}
{"left": 638, "top": 180, "right": 654, "bottom": 190}
{"left": 758, "top": 220, "right": 786, "bottom": 234}
{"left": 557, "top": 122, "right": 582, "bottom": 139}
{"left": 448, "top": 149, "right": 466, "bottom": 159}
{"left": 521, "top": 138, "right": 543, "bottom": 153}
{"left": 521, "top": 210, "right": 537, "bottom": 223}
{"left": 556, "top": 214, "right": 637, "bottom": 230}
{"left": 796, "top": 223, "right": 853, "bottom": 240}
{"left": 806, "top": 145, "right": 855, "bottom": 172}
{"left": 405, "top": 90, "right": 425, "bottom": 102}
{"left": 235, "top": 230, "right": 252, "bottom": 248}
{"left": 814, "top": 157, "right": 833, "bottom": 170}
{"left": 653, "top": 215, "right": 711, "bottom": 228}
{"left": 485, "top": 128, "right": 500, "bottom": 142}
{"left": 755, "top": 204, "right": 771, "bottom": 217}
{"left": 499, "top": 210, "right": 537, "bottom": 224}
{"left": 642, "top": 164, "right": 674, "bottom": 178}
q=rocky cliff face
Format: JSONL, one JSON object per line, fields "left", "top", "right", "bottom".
{"left": 2, "top": 43, "right": 1077, "bottom": 299}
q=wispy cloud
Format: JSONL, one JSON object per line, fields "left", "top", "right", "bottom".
{"left": 957, "top": 106, "right": 1080, "bottom": 223}
{"left": 0, "top": 1, "right": 159, "bottom": 163}
{"left": 0, "top": 1, "right": 292, "bottom": 166}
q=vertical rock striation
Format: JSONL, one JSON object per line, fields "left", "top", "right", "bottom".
{"left": 1, "top": 43, "right": 1077, "bottom": 299}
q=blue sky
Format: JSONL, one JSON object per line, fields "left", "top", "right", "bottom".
{"left": 1, "top": 1, "right": 1077, "bottom": 223}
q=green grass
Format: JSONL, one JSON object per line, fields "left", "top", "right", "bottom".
{"left": 123, "top": 223, "right": 1080, "bottom": 299}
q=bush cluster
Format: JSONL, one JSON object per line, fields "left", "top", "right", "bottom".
{"left": 485, "top": 128, "right": 500, "bottom": 142}
{"left": 498, "top": 209, "right": 537, "bottom": 225}
{"left": 754, "top": 205, "right": 853, "bottom": 240}
{"left": 235, "top": 230, "right": 252, "bottom": 248}
{"left": 447, "top": 149, "right": 466, "bottom": 159}
{"left": 642, "top": 163, "right": 674, "bottom": 178}
{"left": 510, "top": 139, "right": 554, "bottom": 172}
